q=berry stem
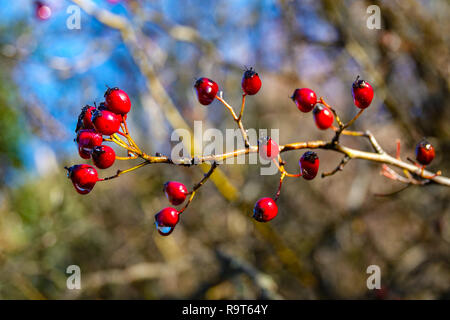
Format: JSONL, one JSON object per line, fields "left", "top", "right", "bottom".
{"left": 272, "top": 157, "right": 302, "bottom": 178}
{"left": 179, "top": 162, "right": 218, "bottom": 214}
{"left": 99, "top": 161, "right": 150, "bottom": 181}
{"left": 319, "top": 97, "right": 344, "bottom": 128}
{"left": 273, "top": 172, "right": 286, "bottom": 202}
{"left": 121, "top": 116, "right": 129, "bottom": 134}
{"left": 119, "top": 119, "right": 141, "bottom": 153}
{"left": 115, "top": 155, "right": 139, "bottom": 160}
{"left": 191, "top": 162, "right": 219, "bottom": 192}
{"left": 215, "top": 95, "right": 250, "bottom": 148}
{"left": 179, "top": 191, "right": 196, "bottom": 214}
{"left": 344, "top": 109, "right": 364, "bottom": 129}
{"left": 110, "top": 134, "right": 131, "bottom": 150}
{"left": 237, "top": 93, "right": 246, "bottom": 121}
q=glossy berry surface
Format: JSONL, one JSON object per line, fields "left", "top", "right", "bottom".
{"left": 253, "top": 197, "right": 278, "bottom": 222}
{"left": 299, "top": 151, "right": 320, "bottom": 180}
{"left": 415, "top": 140, "right": 435, "bottom": 165}
{"left": 66, "top": 164, "right": 98, "bottom": 195}
{"left": 259, "top": 138, "right": 279, "bottom": 160}
{"left": 78, "top": 145, "right": 91, "bottom": 159}
{"left": 313, "top": 105, "right": 334, "bottom": 130}
{"left": 291, "top": 88, "right": 317, "bottom": 113}
{"left": 82, "top": 106, "right": 96, "bottom": 129}
{"left": 76, "top": 129, "right": 103, "bottom": 153}
{"left": 194, "top": 77, "right": 219, "bottom": 105}
{"left": 164, "top": 181, "right": 188, "bottom": 206}
{"left": 92, "top": 110, "right": 121, "bottom": 136}
{"left": 352, "top": 76, "right": 374, "bottom": 109}
{"left": 241, "top": 67, "right": 262, "bottom": 95}
{"left": 92, "top": 145, "right": 116, "bottom": 169}
{"left": 104, "top": 87, "right": 131, "bottom": 115}
{"left": 155, "top": 207, "right": 179, "bottom": 229}
{"left": 76, "top": 105, "right": 96, "bottom": 132}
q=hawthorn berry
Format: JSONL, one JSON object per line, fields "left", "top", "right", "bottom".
{"left": 241, "top": 67, "right": 262, "bottom": 95}
{"left": 92, "top": 145, "right": 116, "bottom": 169}
{"left": 78, "top": 145, "right": 91, "bottom": 160}
{"left": 253, "top": 197, "right": 278, "bottom": 222}
{"left": 313, "top": 105, "right": 334, "bottom": 130}
{"left": 76, "top": 129, "right": 103, "bottom": 154}
{"left": 299, "top": 151, "right": 319, "bottom": 180}
{"left": 155, "top": 207, "right": 180, "bottom": 236}
{"left": 291, "top": 88, "right": 317, "bottom": 113}
{"left": 35, "top": 1, "right": 51, "bottom": 21}
{"left": 415, "top": 140, "right": 435, "bottom": 165}
{"left": 66, "top": 164, "right": 98, "bottom": 195}
{"left": 259, "top": 137, "right": 279, "bottom": 161}
{"left": 92, "top": 109, "right": 121, "bottom": 136}
{"left": 76, "top": 105, "right": 96, "bottom": 132}
{"left": 194, "top": 77, "right": 219, "bottom": 105}
{"left": 164, "top": 181, "right": 188, "bottom": 206}
{"left": 104, "top": 87, "right": 131, "bottom": 115}
{"left": 352, "top": 76, "right": 374, "bottom": 109}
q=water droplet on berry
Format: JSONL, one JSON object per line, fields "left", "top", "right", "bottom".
{"left": 155, "top": 222, "right": 173, "bottom": 236}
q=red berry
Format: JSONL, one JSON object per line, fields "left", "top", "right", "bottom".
{"left": 291, "top": 88, "right": 317, "bottom": 113}
{"left": 415, "top": 140, "right": 435, "bottom": 165}
{"left": 92, "top": 110, "right": 121, "bottom": 136}
{"left": 253, "top": 197, "right": 278, "bottom": 222}
{"left": 76, "top": 129, "right": 103, "bottom": 155}
{"left": 313, "top": 105, "right": 334, "bottom": 130}
{"left": 155, "top": 207, "right": 180, "bottom": 236}
{"left": 164, "top": 181, "right": 188, "bottom": 206}
{"left": 299, "top": 151, "right": 319, "bottom": 180}
{"left": 76, "top": 105, "right": 96, "bottom": 132}
{"left": 259, "top": 137, "right": 279, "bottom": 160}
{"left": 104, "top": 87, "right": 131, "bottom": 115}
{"left": 66, "top": 164, "right": 98, "bottom": 195}
{"left": 352, "top": 76, "right": 374, "bottom": 109}
{"left": 35, "top": 1, "right": 51, "bottom": 20}
{"left": 78, "top": 145, "right": 91, "bottom": 159}
{"left": 194, "top": 78, "right": 219, "bottom": 105}
{"left": 92, "top": 145, "right": 116, "bottom": 169}
{"left": 241, "top": 67, "right": 262, "bottom": 95}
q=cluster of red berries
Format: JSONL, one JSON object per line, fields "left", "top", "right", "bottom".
{"left": 194, "top": 67, "right": 262, "bottom": 105}
{"left": 193, "top": 68, "right": 325, "bottom": 224}
{"left": 291, "top": 76, "right": 374, "bottom": 130}
{"left": 65, "top": 68, "right": 440, "bottom": 236}
{"left": 250, "top": 150, "right": 320, "bottom": 222}
{"left": 66, "top": 87, "right": 131, "bottom": 194}
{"left": 154, "top": 182, "right": 189, "bottom": 236}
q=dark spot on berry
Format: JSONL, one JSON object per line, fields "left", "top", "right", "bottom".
{"left": 302, "top": 151, "right": 318, "bottom": 163}
{"left": 104, "top": 87, "right": 119, "bottom": 98}
{"left": 352, "top": 75, "right": 368, "bottom": 89}
{"left": 243, "top": 67, "right": 257, "bottom": 79}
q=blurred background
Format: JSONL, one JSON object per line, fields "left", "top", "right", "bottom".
{"left": 0, "top": 0, "right": 449, "bottom": 299}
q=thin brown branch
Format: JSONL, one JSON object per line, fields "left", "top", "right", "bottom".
{"left": 216, "top": 95, "right": 250, "bottom": 148}
{"left": 322, "top": 155, "right": 350, "bottom": 178}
